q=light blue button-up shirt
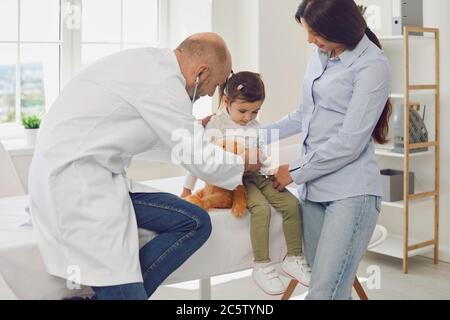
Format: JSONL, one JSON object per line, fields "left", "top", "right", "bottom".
{"left": 265, "top": 34, "right": 390, "bottom": 202}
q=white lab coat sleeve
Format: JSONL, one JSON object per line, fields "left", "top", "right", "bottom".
{"left": 182, "top": 114, "right": 223, "bottom": 190}
{"left": 184, "top": 173, "right": 198, "bottom": 190}
{"left": 134, "top": 76, "right": 244, "bottom": 190}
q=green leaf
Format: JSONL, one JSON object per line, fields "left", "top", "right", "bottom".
{"left": 21, "top": 113, "right": 42, "bottom": 129}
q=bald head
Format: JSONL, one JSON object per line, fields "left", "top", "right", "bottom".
{"left": 175, "top": 32, "right": 233, "bottom": 101}
{"left": 176, "top": 32, "right": 231, "bottom": 68}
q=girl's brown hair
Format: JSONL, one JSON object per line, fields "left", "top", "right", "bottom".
{"left": 296, "top": 0, "right": 391, "bottom": 144}
{"left": 219, "top": 71, "right": 265, "bottom": 106}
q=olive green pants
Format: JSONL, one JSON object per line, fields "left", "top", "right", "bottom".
{"left": 243, "top": 173, "right": 302, "bottom": 263}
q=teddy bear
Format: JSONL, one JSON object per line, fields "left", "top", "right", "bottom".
{"left": 183, "top": 139, "right": 247, "bottom": 218}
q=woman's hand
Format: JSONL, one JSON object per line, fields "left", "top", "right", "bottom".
{"left": 271, "top": 165, "right": 293, "bottom": 192}
{"left": 180, "top": 188, "right": 192, "bottom": 198}
{"left": 200, "top": 114, "right": 215, "bottom": 128}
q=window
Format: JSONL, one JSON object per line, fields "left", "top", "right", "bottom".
{"left": 80, "top": 0, "right": 161, "bottom": 68}
{"left": 0, "top": 0, "right": 61, "bottom": 125}
{"left": 0, "top": 0, "right": 165, "bottom": 137}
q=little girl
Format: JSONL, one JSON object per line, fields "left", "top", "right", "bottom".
{"left": 181, "top": 71, "right": 311, "bottom": 295}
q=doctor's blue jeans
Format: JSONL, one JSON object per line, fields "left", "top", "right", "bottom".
{"left": 301, "top": 195, "right": 381, "bottom": 300}
{"left": 92, "top": 192, "right": 212, "bottom": 300}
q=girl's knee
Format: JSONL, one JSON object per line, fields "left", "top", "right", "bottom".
{"left": 280, "top": 198, "right": 300, "bottom": 218}
{"left": 248, "top": 204, "right": 271, "bottom": 217}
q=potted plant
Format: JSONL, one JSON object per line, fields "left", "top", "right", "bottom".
{"left": 21, "top": 113, "right": 42, "bottom": 146}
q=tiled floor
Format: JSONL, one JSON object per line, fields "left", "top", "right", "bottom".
{"left": 150, "top": 253, "right": 450, "bottom": 300}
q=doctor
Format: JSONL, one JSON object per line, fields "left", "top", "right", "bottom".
{"left": 28, "top": 32, "right": 260, "bottom": 300}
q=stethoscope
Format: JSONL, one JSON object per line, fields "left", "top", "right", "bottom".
{"left": 191, "top": 76, "right": 200, "bottom": 104}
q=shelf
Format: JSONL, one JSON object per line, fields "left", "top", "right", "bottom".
{"left": 379, "top": 34, "right": 436, "bottom": 41}
{"left": 368, "top": 234, "right": 434, "bottom": 259}
{"left": 390, "top": 91, "right": 437, "bottom": 99}
{"left": 373, "top": 26, "right": 439, "bottom": 273}
{"left": 375, "top": 148, "right": 434, "bottom": 158}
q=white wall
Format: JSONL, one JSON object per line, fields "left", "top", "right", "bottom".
{"left": 167, "top": 0, "right": 212, "bottom": 48}
{"left": 258, "top": 0, "right": 306, "bottom": 131}
{"left": 167, "top": 0, "right": 213, "bottom": 119}
{"left": 212, "top": 0, "right": 260, "bottom": 73}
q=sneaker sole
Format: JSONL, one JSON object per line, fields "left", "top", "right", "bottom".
{"left": 252, "top": 275, "right": 286, "bottom": 296}
{"left": 281, "top": 266, "right": 310, "bottom": 288}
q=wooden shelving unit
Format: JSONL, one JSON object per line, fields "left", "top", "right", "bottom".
{"left": 369, "top": 27, "right": 440, "bottom": 274}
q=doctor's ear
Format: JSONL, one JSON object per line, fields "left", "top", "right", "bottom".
{"left": 196, "top": 69, "right": 206, "bottom": 81}
{"left": 195, "top": 65, "right": 208, "bottom": 80}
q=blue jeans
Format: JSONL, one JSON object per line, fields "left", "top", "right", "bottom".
{"left": 92, "top": 192, "right": 212, "bottom": 300}
{"left": 301, "top": 195, "right": 381, "bottom": 300}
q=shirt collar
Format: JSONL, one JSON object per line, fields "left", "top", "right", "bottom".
{"left": 217, "top": 107, "right": 259, "bottom": 128}
{"left": 338, "top": 34, "right": 371, "bottom": 68}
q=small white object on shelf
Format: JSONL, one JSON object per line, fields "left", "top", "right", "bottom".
{"left": 368, "top": 225, "right": 388, "bottom": 250}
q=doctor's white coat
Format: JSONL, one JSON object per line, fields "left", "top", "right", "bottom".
{"left": 28, "top": 48, "right": 244, "bottom": 286}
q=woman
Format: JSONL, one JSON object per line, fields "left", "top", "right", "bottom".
{"left": 267, "top": 0, "right": 391, "bottom": 299}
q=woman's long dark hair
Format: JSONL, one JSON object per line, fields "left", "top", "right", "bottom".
{"left": 296, "top": 0, "right": 391, "bottom": 145}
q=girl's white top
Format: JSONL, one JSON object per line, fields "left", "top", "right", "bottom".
{"left": 184, "top": 108, "right": 276, "bottom": 190}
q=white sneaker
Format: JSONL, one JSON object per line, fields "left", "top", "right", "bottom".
{"left": 281, "top": 255, "right": 312, "bottom": 287}
{"left": 252, "top": 265, "right": 286, "bottom": 295}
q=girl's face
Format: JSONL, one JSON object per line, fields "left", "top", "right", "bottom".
{"left": 223, "top": 96, "right": 263, "bottom": 126}
{"left": 300, "top": 18, "right": 345, "bottom": 54}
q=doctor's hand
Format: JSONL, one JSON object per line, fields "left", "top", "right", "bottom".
{"left": 200, "top": 114, "right": 215, "bottom": 128}
{"left": 180, "top": 188, "right": 192, "bottom": 198}
{"left": 242, "top": 147, "right": 262, "bottom": 173}
{"left": 271, "top": 165, "right": 293, "bottom": 192}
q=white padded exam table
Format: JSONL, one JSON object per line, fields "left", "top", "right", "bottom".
{"left": 0, "top": 176, "right": 288, "bottom": 300}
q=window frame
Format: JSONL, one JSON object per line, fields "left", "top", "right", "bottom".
{"left": 0, "top": 0, "right": 167, "bottom": 139}
{"left": 0, "top": 0, "right": 63, "bottom": 131}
